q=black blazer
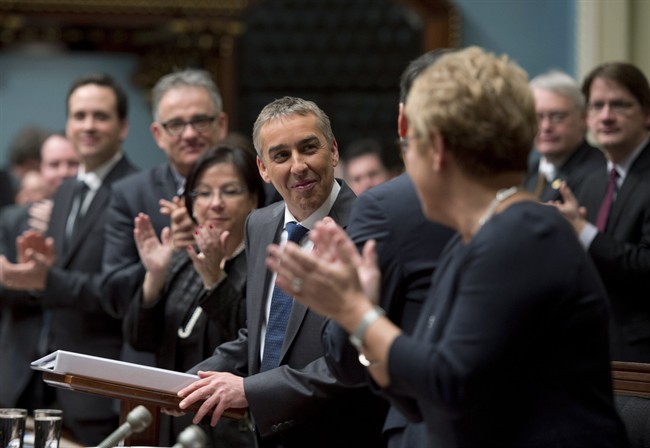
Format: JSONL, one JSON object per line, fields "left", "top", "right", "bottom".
{"left": 387, "top": 203, "right": 628, "bottom": 447}
{"left": 42, "top": 155, "right": 138, "bottom": 445}
{"left": 323, "top": 173, "right": 455, "bottom": 447}
{"left": 524, "top": 140, "right": 606, "bottom": 202}
{"left": 0, "top": 168, "right": 15, "bottom": 210}
{"left": 100, "top": 162, "right": 177, "bottom": 318}
{"left": 577, "top": 140, "right": 650, "bottom": 362}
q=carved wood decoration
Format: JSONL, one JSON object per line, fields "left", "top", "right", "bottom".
{"left": 0, "top": 0, "right": 458, "bottom": 168}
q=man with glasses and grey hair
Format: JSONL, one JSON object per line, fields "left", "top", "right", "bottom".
{"left": 101, "top": 69, "right": 228, "bottom": 323}
{"left": 524, "top": 69, "right": 605, "bottom": 202}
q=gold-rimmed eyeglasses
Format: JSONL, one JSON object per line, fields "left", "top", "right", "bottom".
{"left": 396, "top": 135, "right": 420, "bottom": 155}
{"left": 160, "top": 115, "right": 217, "bottom": 136}
{"left": 537, "top": 111, "right": 570, "bottom": 125}
{"left": 190, "top": 185, "right": 248, "bottom": 202}
{"left": 395, "top": 137, "right": 411, "bottom": 155}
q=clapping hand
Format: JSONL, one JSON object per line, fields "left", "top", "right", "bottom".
{"left": 187, "top": 224, "right": 228, "bottom": 289}
{"left": 160, "top": 196, "right": 195, "bottom": 250}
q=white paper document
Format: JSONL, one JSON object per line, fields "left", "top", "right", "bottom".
{"left": 31, "top": 350, "right": 199, "bottom": 393}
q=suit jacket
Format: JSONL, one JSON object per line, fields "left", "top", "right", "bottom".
{"left": 577, "top": 140, "right": 650, "bottom": 362}
{"left": 524, "top": 140, "right": 606, "bottom": 202}
{"left": 100, "top": 163, "right": 178, "bottom": 318}
{"left": 42, "top": 155, "right": 138, "bottom": 445}
{"left": 322, "top": 173, "right": 455, "bottom": 447}
{"left": 0, "top": 168, "right": 15, "bottom": 210}
{"left": 191, "top": 180, "right": 387, "bottom": 448}
{"left": 386, "top": 202, "right": 629, "bottom": 447}
{"left": 0, "top": 204, "right": 49, "bottom": 408}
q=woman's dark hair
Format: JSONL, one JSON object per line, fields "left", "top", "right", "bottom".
{"left": 184, "top": 144, "right": 266, "bottom": 224}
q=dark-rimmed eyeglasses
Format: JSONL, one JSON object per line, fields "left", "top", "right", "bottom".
{"left": 160, "top": 115, "right": 217, "bottom": 136}
{"left": 587, "top": 100, "right": 637, "bottom": 115}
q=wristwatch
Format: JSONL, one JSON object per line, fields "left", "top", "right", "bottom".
{"left": 349, "top": 306, "right": 385, "bottom": 351}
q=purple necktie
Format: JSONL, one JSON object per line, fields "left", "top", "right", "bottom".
{"left": 260, "top": 222, "right": 309, "bottom": 372}
{"left": 596, "top": 167, "right": 619, "bottom": 232}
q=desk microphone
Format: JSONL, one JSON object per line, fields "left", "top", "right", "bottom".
{"left": 96, "top": 405, "right": 153, "bottom": 448}
{"left": 171, "top": 424, "right": 208, "bottom": 448}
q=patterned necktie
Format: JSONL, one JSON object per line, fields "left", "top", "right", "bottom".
{"left": 260, "top": 222, "right": 309, "bottom": 372}
{"left": 596, "top": 167, "right": 619, "bottom": 232}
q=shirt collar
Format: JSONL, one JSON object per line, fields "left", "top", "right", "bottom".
{"left": 283, "top": 180, "right": 341, "bottom": 230}
{"left": 169, "top": 164, "right": 186, "bottom": 196}
{"left": 76, "top": 151, "right": 123, "bottom": 191}
{"left": 608, "top": 135, "right": 650, "bottom": 181}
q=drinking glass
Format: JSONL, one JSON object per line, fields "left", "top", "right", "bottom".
{"left": 0, "top": 408, "right": 27, "bottom": 448}
{"left": 33, "top": 409, "right": 63, "bottom": 448}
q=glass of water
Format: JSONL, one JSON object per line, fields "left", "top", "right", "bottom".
{"left": 0, "top": 408, "right": 27, "bottom": 448}
{"left": 33, "top": 410, "right": 62, "bottom": 448}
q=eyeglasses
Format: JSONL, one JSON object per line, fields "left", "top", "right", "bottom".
{"left": 587, "top": 100, "right": 637, "bottom": 115}
{"left": 537, "top": 111, "right": 570, "bottom": 125}
{"left": 190, "top": 185, "right": 248, "bottom": 202}
{"left": 160, "top": 115, "right": 217, "bottom": 136}
{"left": 396, "top": 136, "right": 419, "bottom": 155}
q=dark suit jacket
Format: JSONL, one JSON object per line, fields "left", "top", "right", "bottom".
{"left": 386, "top": 202, "right": 628, "bottom": 447}
{"left": 0, "top": 204, "right": 48, "bottom": 409}
{"left": 191, "top": 181, "right": 387, "bottom": 448}
{"left": 322, "top": 173, "right": 455, "bottom": 447}
{"left": 100, "top": 163, "right": 177, "bottom": 318}
{"left": 0, "top": 168, "right": 15, "bottom": 210}
{"left": 524, "top": 140, "right": 606, "bottom": 202}
{"left": 41, "top": 155, "right": 138, "bottom": 445}
{"left": 577, "top": 140, "right": 650, "bottom": 362}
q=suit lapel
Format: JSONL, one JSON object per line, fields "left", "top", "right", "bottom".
{"left": 608, "top": 141, "right": 650, "bottom": 231}
{"left": 281, "top": 181, "right": 356, "bottom": 357}
{"left": 60, "top": 157, "right": 136, "bottom": 264}
{"left": 49, "top": 180, "right": 76, "bottom": 262}
{"left": 249, "top": 203, "right": 285, "bottom": 370}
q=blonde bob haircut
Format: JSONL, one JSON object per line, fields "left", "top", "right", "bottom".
{"left": 405, "top": 46, "right": 537, "bottom": 178}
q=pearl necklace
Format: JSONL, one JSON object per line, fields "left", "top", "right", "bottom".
{"left": 477, "top": 186, "right": 520, "bottom": 228}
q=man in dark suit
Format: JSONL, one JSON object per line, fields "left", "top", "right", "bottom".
{"left": 0, "top": 132, "right": 79, "bottom": 411}
{"left": 321, "top": 50, "right": 456, "bottom": 447}
{"left": 554, "top": 62, "right": 650, "bottom": 362}
{"left": 524, "top": 69, "right": 606, "bottom": 202}
{"left": 175, "top": 96, "right": 386, "bottom": 447}
{"left": 100, "top": 68, "right": 228, "bottom": 320}
{"left": 0, "top": 73, "right": 138, "bottom": 445}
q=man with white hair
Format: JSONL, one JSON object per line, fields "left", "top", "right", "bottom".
{"left": 524, "top": 69, "right": 605, "bottom": 201}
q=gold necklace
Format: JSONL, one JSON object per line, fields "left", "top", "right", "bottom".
{"left": 477, "top": 186, "right": 520, "bottom": 228}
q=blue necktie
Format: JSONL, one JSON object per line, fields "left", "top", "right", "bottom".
{"left": 261, "top": 222, "right": 309, "bottom": 372}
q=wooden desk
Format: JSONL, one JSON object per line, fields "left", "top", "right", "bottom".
{"left": 41, "top": 371, "right": 244, "bottom": 446}
{"left": 611, "top": 361, "right": 650, "bottom": 398}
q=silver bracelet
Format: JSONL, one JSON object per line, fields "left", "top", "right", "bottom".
{"left": 349, "top": 306, "right": 385, "bottom": 351}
